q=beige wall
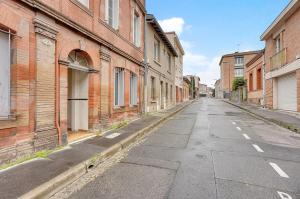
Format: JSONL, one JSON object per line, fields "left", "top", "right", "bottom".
{"left": 146, "top": 24, "right": 176, "bottom": 112}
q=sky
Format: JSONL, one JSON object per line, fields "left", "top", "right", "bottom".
{"left": 147, "top": 0, "right": 290, "bottom": 87}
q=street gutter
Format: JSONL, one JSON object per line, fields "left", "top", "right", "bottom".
{"left": 223, "top": 100, "right": 300, "bottom": 134}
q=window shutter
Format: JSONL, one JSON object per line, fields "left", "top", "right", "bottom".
{"left": 0, "top": 32, "right": 10, "bottom": 117}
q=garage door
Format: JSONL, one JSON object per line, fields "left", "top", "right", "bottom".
{"left": 277, "top": 72, "right": 297, "bottom": 111}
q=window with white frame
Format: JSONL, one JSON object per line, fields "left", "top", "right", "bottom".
{"left": 0, "top": 31, "right": 11, "bottom": 118}
{"left": 234, "top": 68, "right": 244, "bottom": 77}
{"left": 77, "top": 0, "right": 89, "bottom": 8}
{"left": 154, "top": 37, "right": 160, "bottom": 62}
{"left": 167, "top": 53, "right": 171, "bottom": 72}
{"left": 275, "top": 36, "right": 281, "bottom": 53}
{"left": 106, "top": 0, "right": 119, "bottom": 29}
{"left": 235, "top": 57, "right": 244, "bottom": 66}
{"left": 130, "top": 72, "right": 138, "bottom": 105}
{"left": 133, "top": 11, "right": 141, "bottom": 47}
{"left": 114, "top": 67, "right": 124, "bottom": 106}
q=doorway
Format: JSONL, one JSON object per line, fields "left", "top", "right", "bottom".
{"left": 67, "top": 50, "right": 92, "bottom": 142}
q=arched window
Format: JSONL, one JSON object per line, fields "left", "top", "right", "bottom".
{"left": 68, "top": 50, "right": 89, "bottom": 67}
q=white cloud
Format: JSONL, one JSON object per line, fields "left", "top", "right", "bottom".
{"left": 182, "top": 41, "right": 220, "bottom": 87}
{"left": 158, "top": 17, "right": 186, "bottom": 36}
{"left": 158, "top": 17, "right": 219, "bottom": 87}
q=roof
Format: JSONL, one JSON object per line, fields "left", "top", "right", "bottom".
{"left": 165, "top": 32, "right": 185, "bottom": 55}
{"left": 146, "top": 14, "right": 178, "bottom": 57}
{"left": 245, "top": 49, "right": 265, "bottom": 67}
{"left": 261, "top": 0, "right": 300, "bottom": 40}
{"left": 219, "top": 50, "right": 262, "bottom": 66}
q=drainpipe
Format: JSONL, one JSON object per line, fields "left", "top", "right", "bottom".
{"left": 55, "top": 42, "right": 62, "bottom": 145}
{"left": 143, "top": 7, "right": 148, "bottom": 114}
{"left": 262, "top": 52, "right": 266, "bottom": 108}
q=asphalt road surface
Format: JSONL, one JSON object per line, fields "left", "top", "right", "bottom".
{"left": 61, "top": 98, "right": 300, "bottom": 199}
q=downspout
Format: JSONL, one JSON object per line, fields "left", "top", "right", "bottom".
{"left": 55, "top": 42, "right": 62, "bottom": 145}
{"left": 262, "top": 52, "right": 266, "bottom": 108}
{"left": 143, "top": 7, "right": 148, "bottom": 114}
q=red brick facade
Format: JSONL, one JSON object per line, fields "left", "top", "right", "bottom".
{"left": 0, "top": 0, "right": 145, "bottom": 164}
{"left": 262, "top": 1, "right": 300, "bottom": 111}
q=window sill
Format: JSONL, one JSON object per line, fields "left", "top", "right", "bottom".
{"left": 150, "top": 100, "right": 157, "bottom": 104}
{"left": 0, "top": 114, "right": 17, "bottom": 121}
{"left": 154, "top": 60, "right": 161, "bottom": 66}
{"left": 70, "top": 0, "right": 93, "bottom": 17}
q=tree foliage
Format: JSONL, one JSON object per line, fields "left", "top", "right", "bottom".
{"left": 232, "top": 77, "right": 246, "bottom": 91}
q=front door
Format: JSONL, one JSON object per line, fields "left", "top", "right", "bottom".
{"left": 67, "top": 68, "right": 89, "bottom": 131}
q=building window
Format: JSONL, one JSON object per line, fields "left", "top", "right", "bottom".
{"left": 114, "top": 67, "right": 124, "bottom": 106}
{"left": 235, "top": 57, "right": 244, "bottom": 66}
{"left": 151, "top": 76, "right": 156, "bottom": 100}
{"left": 275, "top": 35, "right": 281, "bottom": 53}
{"left": 167, "top": 53, "right": 171, "bottom": 72}
{"left": 106, "top": 0, "right": 119, "bottom": 29}
{"left": 170, "top": 85, "right": 173, "bottom": 101}
{"left": 133, "top": 11, "right": 141, "bottom": 47}
{"left": 257, "top": 68, "right": 262, "bottom": 90}
{"left": 130, "top": 72, "right": 138, "bottom": 105}
{"left": 77, "top": 0, "right": 89, "bottom": 8}
{"left": 154, "top": 37, "right": 160, "bottom": 62}
{"left": 165, "top": 83, "right": 168, "bottom": 100}
{"left": 0, "top": 31, "right": 11, "bottom": 118}
{"left": 249, "top": 73, "right": 253, "bottom": 91}
{"left": 235, "top": 68, "right": 244, "bottom": 77}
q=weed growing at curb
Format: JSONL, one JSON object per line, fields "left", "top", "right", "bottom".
{"left": 0, "top": 146, "right": 65, "bottom": 171}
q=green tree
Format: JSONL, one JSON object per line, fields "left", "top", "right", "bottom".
{"left": 232, "top": 77, "right": 246, "bottom": 91}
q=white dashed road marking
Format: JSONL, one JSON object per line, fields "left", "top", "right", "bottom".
{"left": 269, "top": 162, "right": 289, "bottom": 178}
{"left": 277, "top": 191, "right": 293, "bottom": 199}
{"left": 252, "top": 144, "right": 264, "bottom": 153}
{"left": 243, "top": 134, "right": 251, "bottom": 140}
{"left": 232, "top": 121, "right": 236, "bottom": 125}
{"left": 236, "top": 127, "right": 242, "bottom": 131}
{"left": 105, "top": 133, "right": 121, "bottom": 139}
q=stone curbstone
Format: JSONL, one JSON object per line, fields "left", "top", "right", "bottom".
{"left": 223, "top": 100, "right": 299, "bottom": 133}
{"left": 19, "top": 101, "right": 193, "bottom": 199}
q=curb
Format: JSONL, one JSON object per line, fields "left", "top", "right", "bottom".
{"left": 20, "top": 101, "right": 193, "bottom": 199}
{"left": 223, "top": 100, "right": 300, "bottom": 133}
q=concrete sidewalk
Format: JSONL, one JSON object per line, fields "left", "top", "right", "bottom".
{"left": 224, "top": 100, "right": 300, "bottom": 133}
{"left": 0, "top": 101, "right": 192, "bottom": 199}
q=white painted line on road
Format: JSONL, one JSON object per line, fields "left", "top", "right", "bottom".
{"left": 269, "top": 162, "right": 289, "bottom": 178}
{"left": 105, "top": 133, "right": 121, "bottom": 139}
{"left": 277, "top": 191, "right": 293, "bottom": 199}
{"left": 243, "top": 134, "right": 251, "bottom": 140}
{"left": 232, "top": 121, "right": 236, "bottom": 125}
{"left": 252, "top": 144, "right": 264, "bottom": 153}
{"left": 236, "top": 127, "right": 242, "bottom": 131}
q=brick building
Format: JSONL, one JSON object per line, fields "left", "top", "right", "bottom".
{"left": 145, "top": 14, "right": 177, "bottom": 112}
{"left": 183, "top": 77, "right": 190, "bottom": 102}
{"left": 0, "top": 0, "right": 145, "bottom": 164}
{"left": 219, "top": 50, "right": 262, "bottom": 98}
{"left": 166, "top": 32, "right": 185, "bottom": 103}
{"left": 261, "top": 0, "right": 300, "bottom": 112}
{"left": 245, "top": 50, "right": 264, "bottom": 105}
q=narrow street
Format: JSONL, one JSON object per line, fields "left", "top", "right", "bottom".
{"left": 53, "top": 99, "right": 300, "bottom": 199}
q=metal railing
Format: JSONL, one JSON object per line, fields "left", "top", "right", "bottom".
{"left": 270, "top": 48, "right": 287, "bottom": 71}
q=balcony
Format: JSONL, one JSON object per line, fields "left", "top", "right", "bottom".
{"left": 270, "top": 48, "right": 287, "bottom": 71}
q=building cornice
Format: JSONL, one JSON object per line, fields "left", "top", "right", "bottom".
{"left": 20, "top": 0, "right": 144, "bottom": 66}
{"left": 261, "top": 0, "right": 300, "bottom": 40}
